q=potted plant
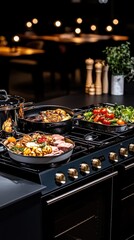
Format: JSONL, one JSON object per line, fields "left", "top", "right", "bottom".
{"left": 103, "top": 41, "right": 134, "bottom": 95}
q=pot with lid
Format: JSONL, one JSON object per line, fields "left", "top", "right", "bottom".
{"left": 0, "top": 89, "right": 26, "bottom": 135}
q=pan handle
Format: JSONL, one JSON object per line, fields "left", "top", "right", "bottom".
{"left": 0, "top": 89, "right": 8, "bottom": 102}
{"left": 23, "top": 102, "right": 35, "bottom": 109}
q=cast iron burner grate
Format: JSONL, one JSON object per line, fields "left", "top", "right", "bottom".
{"left": 65, "top": 126, "right": 120, "bottom": 148}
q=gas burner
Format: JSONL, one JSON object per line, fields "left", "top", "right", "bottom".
{"left": 66, "top": 126, "right": 119, "bottom": 147}
{"left": 84, "top": 133, "right": 99, "bottom": 141}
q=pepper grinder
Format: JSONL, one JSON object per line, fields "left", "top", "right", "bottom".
{"left": 102, "top": 64, "right": 109, "bottom": 94}
{"left": 95, "top": 61, "right": 102, "bottom": 95}
{"left": 85, "top": 58, "right": 94, "bottom": 94}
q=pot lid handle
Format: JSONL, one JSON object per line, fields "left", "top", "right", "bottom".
{"left": 0, "top": 89, "right": 8, "bottom": 101}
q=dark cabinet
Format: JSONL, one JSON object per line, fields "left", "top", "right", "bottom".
{"left": 0, "top": 194, "right": 43, "bottom": 240}
{"left": 112, "top": 161, "right": 134, "bottom": 240}
{"left": 42, "top": 173, "right": 115, "bottom": 240}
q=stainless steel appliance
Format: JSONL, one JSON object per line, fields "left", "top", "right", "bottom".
{"left": 0, "top": 119, "right": 134, "bottom": 239}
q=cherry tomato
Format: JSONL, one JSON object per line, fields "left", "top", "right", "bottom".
{"left": 99, "top": 116, "right": 105, "bottom": 123}
{"left": 100, "top": 108, "right": 108, "bottom": 114}
{"left": 102, "top": 119, "right": 111, "bottom": 125}
{"left": 37, "top": 136, "right": 47, "bottom": 143}
{"left": 93, "top": 108, "right": 101, "bottom": 114}
{"left": 105, "top": 112, "right": 115, "bottom": 119}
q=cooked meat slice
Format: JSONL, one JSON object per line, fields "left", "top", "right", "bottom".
{"left": 57, "top": 142, "right": 73, "bottom": 152}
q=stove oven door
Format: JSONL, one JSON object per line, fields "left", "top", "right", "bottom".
{"left": 42, "top": 171, "right": 117, "bottom": 240}
{"left": 112, "top": 159, "right": 134, "bottom": 240}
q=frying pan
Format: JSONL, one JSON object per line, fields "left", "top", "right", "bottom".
{"left": 17, "top": 104, "right": 75, "bottom": 134}
{"left": 2, "top": 134, "right": 75, "bottom": 165}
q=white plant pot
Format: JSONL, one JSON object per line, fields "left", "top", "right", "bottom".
{"left": 111, "top": 75, "right": 124, "bottom": 95}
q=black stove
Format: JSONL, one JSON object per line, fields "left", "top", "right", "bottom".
{"left": 0, "top": 125, "right": 134, "bottom": 196}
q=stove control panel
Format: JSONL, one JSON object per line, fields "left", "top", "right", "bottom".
{"left": 41, "top": 136, "right": 134, "bottom": 195}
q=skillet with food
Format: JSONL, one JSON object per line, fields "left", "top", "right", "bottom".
{"left": 77, "top": 103, "right": 134, "bottom": 132}
{"left": 17, "top": 105, "right": 75, "bottom": 134}
{"left": 2, "top": 131, "right": 75, "bottom": 164}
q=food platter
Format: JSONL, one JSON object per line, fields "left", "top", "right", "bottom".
{"left": 3, "top": 132, "right": 75, "bottom": 164}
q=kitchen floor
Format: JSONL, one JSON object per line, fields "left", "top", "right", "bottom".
{"left": 8, "top": 69, "right": 83, "bottom": 103}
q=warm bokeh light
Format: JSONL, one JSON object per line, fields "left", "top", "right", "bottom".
{"left": 90, "top": 24, "right": 97, "bottom": 31}
{"left": 13, "top": 35, "right": 20, "bottom": 42}
{"left": 112, "top": 19, "right": 119, "bottom": 25}
{"left": 76, "top": 18, "right": 83, "bottom": 24}
{"left": 105, "top": 25, "right": 113, "bottom": 32}
{"left": 54, "top": 20, "right": 62, "bottom": 27}
{"left": 75, "top": 27, "right": 81, "bottom": 34}
{"left": 26, "top": 21, "right": 32, "bottom": 28}
{"left": 32, "top": 18, "right": 38, "bottom": 24}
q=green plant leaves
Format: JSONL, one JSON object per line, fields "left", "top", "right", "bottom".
{"left": 103, "top": 41, "right": 134, "bottom": 75}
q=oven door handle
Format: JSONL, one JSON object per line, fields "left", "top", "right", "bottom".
{"left": 125, "top": 162, "right": 134, "bottom": 171}
{"left": 46, "top": 171, "right": 118, "bottom": 205}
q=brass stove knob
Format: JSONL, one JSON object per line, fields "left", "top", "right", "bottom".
{"left": 109, "top": 152, "right": 118, "bottom": 162}
{"left": 80, "top": 163, "right": 90, "bottom": 174}
{"left": 129, "top": 143, "right": 134, "bottom": 152}
{"left": 55, "top": 172, "right": 66, "bottom": 184}
{"left": 68, "top": 168, "right": 78, "bottom": 179}
{"left": 92, "top": 158, "right": 101, "bottom": 169}
{"left": 119, "top": 147, "right": 128, "bottom": 157}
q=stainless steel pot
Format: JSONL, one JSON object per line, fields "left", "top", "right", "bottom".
{"left": 0, "top": 90, "right": 26, "bottom": 133}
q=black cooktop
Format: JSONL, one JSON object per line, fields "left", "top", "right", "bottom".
{"left": 0, "top": 123, "right": 133, "bottom": 194}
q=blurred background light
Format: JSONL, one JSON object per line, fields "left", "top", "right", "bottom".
{"left": 113, "top": 18, "right": 119, "bottom": 25}
{"left": 32, "top": 18, "right": 38, "bottom": 25}
{"left": 76, "top": 18, "right": 83, "bottom": 24}
{"left": 90, "top": 24, "right": 97, "bottom": 31}
{"left": 75, "top": 27, "right": 81, "bottom": 34}
{"left": 26, "top": 21, "right": 32, "bottom": 28}
{"left": 106, "top": 25, "right": 113, "bottom": 32}
{"left": 54, "top": 20, "right": 62, "bottom": 27}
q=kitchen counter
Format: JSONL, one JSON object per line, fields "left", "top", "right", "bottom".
{"left": 39, "top": 91, "right": 134, "bottom": 108}
{"left": 0, "top": 171, "right": 45, "bottom": 240}
{"left": 0, "top": 171, "right": 45, "bottom": 209}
